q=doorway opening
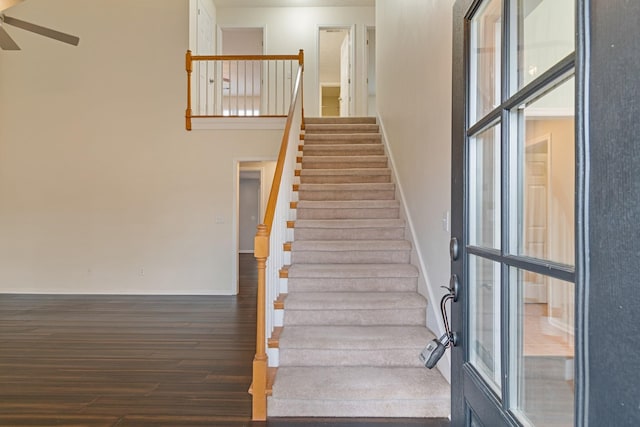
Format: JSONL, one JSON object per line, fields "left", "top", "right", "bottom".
{"left": 320, "top": 84, "right": 340, "bottom": 117}
{"left": 318, "top": 26, "right": 353, "bottom": 117}
{"left": 235, "top": 160, "right": 276, "bottom": 293}
{"left": 238, "top": 171, "right": 261, "bottom": 255}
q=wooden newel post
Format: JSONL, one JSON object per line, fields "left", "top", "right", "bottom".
{"left": 185, "top": 50, "right": 193, "bottom": 131}
{"left": 252, "top": 223, "right": 269, "bottom": 420}
{"left": 298, "top": 49, "right": 305, "bottom": 130}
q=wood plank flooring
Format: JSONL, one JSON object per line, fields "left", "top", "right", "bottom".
{"left": 0, "top": 254, "right": 449, "bottom": 426}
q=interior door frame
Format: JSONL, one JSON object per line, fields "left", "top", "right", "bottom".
{"left": 233, "top": 158, "right": 273, "bottom": 295}
{"left": 450, "top": 0, "right": 589, "bottom": 425}
{"left": 317, "top": 25, "right": 356, "bottom": 117}
{"left": 363, "top": 25, "right": 376, "bottom": 116}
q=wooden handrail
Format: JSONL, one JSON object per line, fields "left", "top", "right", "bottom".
{"left": 263, "top": 50, "right": 304, "bottom": 230}
{"left": 191, "top": 54, "right": 301, "bottom": 61}
{"left": 185, "top": 50, "right": 304, "bottom": 127}
{"left": 251, "top": 50, "right": 304, "bottom": 421}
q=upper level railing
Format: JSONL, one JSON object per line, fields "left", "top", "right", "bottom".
{"left": 185, "top": 50, "right": 304, "bottom": 130}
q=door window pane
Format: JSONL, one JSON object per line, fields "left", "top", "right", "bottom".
{"left": 469, "top": 125, "right": 501, "bottom": 249}
{"left": 469, "top": 255, "right": 502, "bottom": 395}
{"left": 514, "top": 77, "right": 575, "bottom": 266}
{"left": 470, "top": 0, "right": 502, "bottom": 123}
{"left": 510, "top": 268, "right": 574, "bottom": 427}
{"left": 515, "top": 0, "right": 575, "bottom": 89}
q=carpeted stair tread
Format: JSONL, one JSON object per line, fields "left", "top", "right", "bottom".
{"left": 305, "top": 117, "right": 377, "bottom": 125}
{"left": 287, "top": 277, "right": 417, "bottom": 293}
{"left": 279, "top": 325, "right": 433, "bottom": 350}
{"left": 285, "top": 264, "right": 419, "bottom": 293}
{"left": 284, "top": 307, "right": 425, "bottom": 326}
{"left": 291, "top": 239, "right": 410, "bottom": 251}
{"left": 299, "top": 168, "right": 390, "bottom": 176}
{"left": 304, "top": 123, "right": 379, "bottom": 133}
{"left": 298, "top": 193, "right": 395, "bottom": 202}
{"left": 284, "top": 292, "right": 426, "bottom": 310}
{"left": 286, "top": 263, "right": 419, "bottom": 279}
{"left": 297, "top": 183, "right": 395, "bottom": 191}
{"left": 301, "top": 155, "right": 387, "bottom": 168}
{"left": 292, "top": 219, "right": 406, "bottom": 240}
{"left": 268, "top": 367, "right": 450, "bottom": 417}
{"left": 294, "top": 218, "right": 405, "bottom": 229}
{"left": 299, "top": 168, "right": 392, "bottom": 184}
{"left": 295, "top": 200, "right": 400, "bottom": 219}
{"left": 296, "top": 200, "right": 400, "bottom": 209}
{"left": 302, "top": 134, "right": 383, "bottom": 145}
{"left": 278, "top": 326, "right": 433, "bottom": 367}
{"left": 301, "top": 144, "right": 384, "bottom": 156}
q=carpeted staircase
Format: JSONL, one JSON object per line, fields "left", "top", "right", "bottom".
{"left": 267, "top": 117, "right": 450, "bottom": 418}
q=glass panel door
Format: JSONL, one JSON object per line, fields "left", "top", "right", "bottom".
{"left": 451, "top": 0, "right": 577, "bottom": 425}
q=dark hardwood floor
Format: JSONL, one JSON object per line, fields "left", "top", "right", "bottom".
{"left": 0, "top": 254, "right": 449, "bottom": 427}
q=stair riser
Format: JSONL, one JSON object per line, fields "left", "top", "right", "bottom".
{"left": 294, "top": 227, "right": 405, "bottom": 240}
{"left": 298, "top": 190, "right": 395, "bottom": 201}
{"left": 304, "top": 125, "right": 379, "bottom": 134}
{"left": 284, "top": 308, "right": 426, "bottom": 326}
{"left": 300, "top": 174, "right": 391, "bottom": 184}
{"left": 267, "top": 398, "right": 449, "bottom": 418}
{"left": 302, "top": 146, "right": 385, "bottom": 156}
{"left": 305, "top": 130, "right": 380, "bottom": 135}
{"left": 291, "top": 250, "right": 410, "bottom": 264}
{"left": 279, "top": 348, "right": 425, "bottom": 368}
{"left": 305, "top": 117, "right": 377, "bottom": 125}
{"left": 296, "top": 208, "right": 400, "bottom": 220}
{"left": 303, "top": 137, "right": 382, "bottom": 145}
{"left": 287, "top": 277, "right": 417, "bottom": 293}
{"left": 301, "top": 160, "right": 388, "bottom": 169}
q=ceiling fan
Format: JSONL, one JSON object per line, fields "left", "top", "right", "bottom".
{"left": 0, "top": 0, "right": 79, "bottom": 50}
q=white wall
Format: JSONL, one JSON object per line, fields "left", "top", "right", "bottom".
{"left": 0, "top": 0, "right": 281, "bottom": 294}
{"left": 216, "top": 5, "right": 375, "bottom": 117}
{"left": 221, "top": 27, "right": 263, "bottom": 54}
{"left": 377, "top": 0, "right": 454, "bottom": 379}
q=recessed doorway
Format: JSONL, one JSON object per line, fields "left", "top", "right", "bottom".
{"left": 318, "top": 26, "right": 353, "bottom": 117}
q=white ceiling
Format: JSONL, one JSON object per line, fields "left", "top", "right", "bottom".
{"left": 214, "top": 0, "right": 373, "bottom": 8}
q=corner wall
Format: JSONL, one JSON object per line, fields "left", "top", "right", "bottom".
{"left": 0, "top": 0, "right": 281, "bottom": 294}
{"left": 376, "top": 0, "right": 454, "bottom": 377}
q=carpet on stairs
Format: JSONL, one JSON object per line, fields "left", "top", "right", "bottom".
{"left": 268, "top": 116, "right": 450, "bottom": 419}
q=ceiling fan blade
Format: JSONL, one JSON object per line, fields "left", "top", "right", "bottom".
{"left": 0, "top": 0, "right": 24, "bottom": 13}
{"left": 3, "top": 15, "right": 79, "bottom": 46}
{"left": 0, "top": 24, "right": 19, "bottom": 49}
